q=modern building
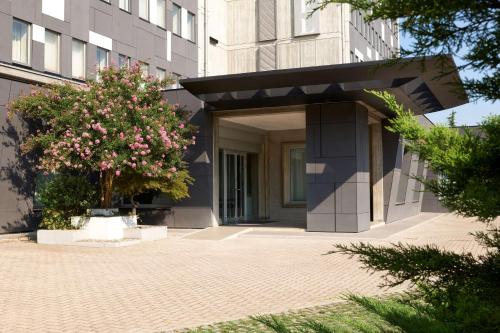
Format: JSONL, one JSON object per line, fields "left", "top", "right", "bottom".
{"left": 0, "top": 0, "right": 464, "bottom": 234}
{"left": 0, "top": 0, "right": 197, "bottom": 233}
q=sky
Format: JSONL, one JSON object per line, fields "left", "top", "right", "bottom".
{"left": 399, "top": 34, "right": 499, "bottom": 126}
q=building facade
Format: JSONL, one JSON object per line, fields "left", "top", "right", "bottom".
{"left": 0, "top": 0, "right": 198, "bottom": 233}
{"left": 197, "top": 0, "right": 399, "bottom": 76}
{"left": 0, "top": 0, "right": 461, "bottom": 234}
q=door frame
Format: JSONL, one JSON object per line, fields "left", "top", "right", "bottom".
{"left": 220, "top": 149, "right": 248, "bottom": 224}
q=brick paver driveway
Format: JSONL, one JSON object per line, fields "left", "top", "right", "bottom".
{"left": 0, "top": 213, "right": 488, "bottom": 332}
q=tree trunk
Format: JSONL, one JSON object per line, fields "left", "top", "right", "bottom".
{"left": 100, "top": 171, "right": 114, "bottom": 208}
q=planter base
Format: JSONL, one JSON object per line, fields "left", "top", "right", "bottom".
{"left": 71, "top": 215, "right": 138, "bottom": 240}
{"left": 37, "top": 225, "right": 167, "bottom": 247}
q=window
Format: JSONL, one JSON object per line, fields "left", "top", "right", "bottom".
{"left": 96, "top": 47, "right": 108, "bottom": 78}
{"left": 119, "top": 0, "right": 130, "bottom": 12}
{"left": 12, "top": 19, "right": 30, "bottom": 65}
{"left": 283, "top": 143, "right": 306, "bottom": 206}
{"left": 186, "top": 11, "right": 195, "bottom": 42}
{"left": 139, "top": 0, "right": 149, "bottom": 21}
{"left": 156, "top": 67, "right": 166, "bottom": 81}
{"left": 71, "top": 39, "right": 86, "bottom": 79}
{"left": 293, "top": 0, "right": 319, "bottom": 36}
{"left": 139, "top": 62, "right": 149, "bottom": 78}
{"left": 157, "top": 0, "right": 166, "bottom": 28}
{"left": 119, "top": 54, "right": 131, "bottom": 69}
{"left": 44, "top": 30, "right": 60, "bottom": 73}
{"left": 412, "top": 160, "right": 425, "bottom": 202}
{"left": 167, "top": 73, "right": 182, "bottom": 89}
{"left": 396, "top": 150, "right": 413, "bottom": 204}
{"left": 172, "top": 3, "right": 181, "bottom": 35}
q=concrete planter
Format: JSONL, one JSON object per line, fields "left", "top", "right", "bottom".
{"left": 37, "top": 229, "right": 89, "bottom": 245}
{"left": 70, "top": 215, "right": 138, "bottom": 240}
{"left": 37, "top": 224, "right": 168, "bottom": 247}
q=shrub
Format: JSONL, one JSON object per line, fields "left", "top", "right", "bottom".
{"left": 10, "top": 64, "right": 196, "bottom": 208}
{"left": 37, "top": 174, "right": 97, "bottom": 229}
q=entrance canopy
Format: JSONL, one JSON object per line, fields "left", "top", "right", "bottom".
{"left": 181, "top": 56, "right": 468, "bottom": 116}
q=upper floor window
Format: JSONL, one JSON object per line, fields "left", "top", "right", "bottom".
{"left": 72, "top": 39, "right": 86, "bottom": 80}
{"left": 96, "top": 47, "right": 108, "bottom": 71}
{"left": 186, "top": 11, "right": 195, "bottom": 42}
{"left": 293, "top": 0, "right": 319, "bottom": 37}
{"left": 139, "top": 0, "right": 149, "bottom": 21}
{"left": 45, "top": 30, "right": 60, "bottom": 73}
{"left": 156, "top": 67, "right": 166, "bottom": 81}
{"left": 157, "top": 0, "right": 166, "bottom": 29}
{"left": 172, "top": 4, "right": 181, "bottom": 35}
{"left": 12, "top": 19, "right": 31, "bottom": 65}
{"left": 119, "top": 54, "right": 131, "bottom": 69}
{"left": 139, "top": 62, "right": 149, "bottom": 78}
{"left": 283, "top": 143, "right": 306, "bottom": 206}
{"left": 119, "top": 0, "right": 130, "bottom": 12}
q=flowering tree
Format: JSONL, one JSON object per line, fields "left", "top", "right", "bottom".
{"left": 9, "top": 64, "right": 196, "bottom": 208}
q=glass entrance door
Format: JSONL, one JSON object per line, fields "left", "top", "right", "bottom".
{"left": 219, "top": 150, "right": 246, "bottom": 224}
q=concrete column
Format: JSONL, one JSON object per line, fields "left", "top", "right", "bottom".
{"left": 306, "top": 102, "right": 370, "bottom": 232}
{"left": 370, "top": 123, "right": 384, "bottom": 222}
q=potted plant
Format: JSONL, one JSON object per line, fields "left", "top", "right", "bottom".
{"left": 10, "top": 64, "right": 195, "bottom": 241}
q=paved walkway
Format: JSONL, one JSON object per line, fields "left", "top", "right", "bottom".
{"left": 0, "top": 214, "right": 490, "bottom": 332}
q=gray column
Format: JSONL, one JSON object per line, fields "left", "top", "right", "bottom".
{"left": 163, "top": 90, "right": 214, "bottom": 228}
{"left": 306, "top": 102, "right": 370, "bottom": 232}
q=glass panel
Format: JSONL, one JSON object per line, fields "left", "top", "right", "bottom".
{"left": 226, "top": 154, "right": 235, "bottom": 218}
{"left": 96, "top": 47, "right": 108, "bottom": 71}
{"left": 172, "top": 4, "right": 181, "bottom": 35}
{"left": 140, "top": 62, "right": 149, "bottom": 78}
{"left": 118, "top": 54, "right": 130, "bottom": 69}
{"left": 157, "top": 0, "right": 166, "bottom": 28}
{"left": 44, "top": 30, "right": 60, "bottom": 73}
{"left": 156, "top": 68, "right": 166, "bottom": 80}
{"left": 396, "top": 150, "right": 412, "bottom": 203}
{"left": 219, "top": 150, "right": 225, "bottom": 220}
{"left": 187, "top": 12, "right": 195, "bottom": 41}
{"left": 72, "top": 40, "right": 85, "bottom": 79}
{"left": 12, "top": 19, "right": 30, "bottom": 65}
{"left": 413, "top": 160, "right": 425, "bottom": 202}
{"left": 119, "top": 0, "right": 130, "bottom": 12}
{"left": 290, "top": 147, "right": 306, "bottom": 202}
{"left": 139, "top": 0, "right": 149, "bottom": 20}
{"left": 236, "top": 155, "right": 244, "bottom": 218}
{"left": 168, "top": 73, "right": 181, "bottom": 89}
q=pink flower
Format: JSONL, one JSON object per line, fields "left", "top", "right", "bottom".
{"left": 179, "top": 123, "right": 185, "bottom": 129}
{"left": 169, "top": 166, "right": 177, "bottom": 172}
{"left": 131, "top": 163, "right": 137, "bottom": 168}
{"left": 119, "top": 132, "right": 125, "bottom": 140}
{"left": 115, "top": 170, "right": 121, "bottom": 176}
{"left": 131, "top": 95, "right": 138, "bottom": 103}
{"left": 140, "top": 151, "right": 146, "bottom": 156}
{"left": 95, "top": 139, "right": 100, "bottom": 144}
{"left": 142, "top": 161, "right": 147, "bottom": 166}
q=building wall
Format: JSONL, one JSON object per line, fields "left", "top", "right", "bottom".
{"left": 0, "top": 77, "right": 38, "bottom": 234}
{"left": 348, "top": 9, "right": 399, "bottom": 62}
{"left": 200, "top": 0, "right": 349, "bottom": 75}
{"left": 268, "top": 129, "right": 306, "bottom": 223}
{"left": 306, "top": 102, "right": 370, "bottom": 232}
{"left": 381, "top": 119, "right": 428, "bottom": 223}
{"left": 199, "top": 1, "right": 400, "bottom": 76}
{"left": 421, "top": 169, "right": 449, "bottom": 213}
{"left": 0, "top": 0, "right": 197, "bottom": 81}
{"left": 0, "top": 0, "right": 199, "bottom": 233}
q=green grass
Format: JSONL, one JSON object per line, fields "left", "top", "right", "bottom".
{"left": 179, "top": 295, "right": 454, "bottom": 333}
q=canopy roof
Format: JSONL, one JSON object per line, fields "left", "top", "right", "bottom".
{"left": 180, "top": 56, "right": 468, "bottom": 115}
